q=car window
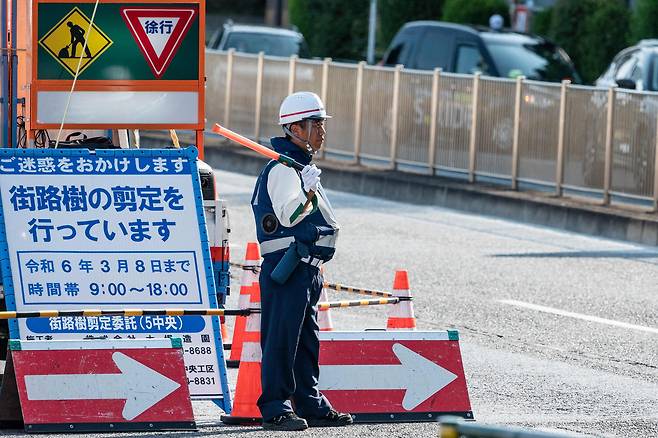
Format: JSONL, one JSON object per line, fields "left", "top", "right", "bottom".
{"left": 615, "top": 55, "right": 637, "bottom": 80}
{"left": 651, "top": 56, "right": 658, "bottom": 91}
{"left": 455, "top": 45, "right": 483, "bottom": 75}
{"left": 384, "top": 27, "right": 422, "bottom": 66}
{"left": 223, "top": 32, "right": 304, "bottom": 57}
{"left": 414, "top": 28, "right": 452, "bottom": 70}
{"left": 484, "top": 39, "right": 579, "bottom": 82}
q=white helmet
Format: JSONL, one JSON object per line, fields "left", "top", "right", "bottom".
{"left": 278, "top": 91, "right": 331, "bottom": 125}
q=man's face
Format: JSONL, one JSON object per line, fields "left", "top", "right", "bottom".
{"left": 291, "top": 119, "right": 326, "bottom": 153}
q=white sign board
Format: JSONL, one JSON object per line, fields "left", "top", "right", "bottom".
{"left": 0, "top": 147, "right": 229, "bottom": 407}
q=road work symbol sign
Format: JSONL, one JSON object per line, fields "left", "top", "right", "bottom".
{"left": 38, "top": 7, "right": 113, "bottom": 77}
{"left": 121, "top": 7, "right": 197, "bottom": 78}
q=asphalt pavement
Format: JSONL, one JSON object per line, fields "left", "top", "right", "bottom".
{"left": 3, "top": 168, "right": 657, "bottom": 438}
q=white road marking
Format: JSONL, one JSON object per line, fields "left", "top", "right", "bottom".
{"left": 500, "top": 299, "right": 658, "bottom": 335}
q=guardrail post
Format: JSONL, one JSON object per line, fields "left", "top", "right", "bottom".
{"left": 223, "top": 49, "right": 234, "bottom": 128}
{"left": 511, "top": 75, "right": 524, "bottom": 190}
{"left": 320, "top": 57, "right": 331, "bottom": 160}
{"left": 555, "top": 80, "right": 570, "bottom": 197}
{"left": 468, "top": 73, "right": 481, "bottom": 183}
{"left": 603, "top": 86, "right": 616, "bottom": 205}
{"left": 390, "top": 64, "right": 402, "bottom": 169}
{"left": 353, "top": 60, "right": 365, "bottom": 164}
{"left": 254, "top": 51, "right": 265, "bottom": 142}
{"left": 428, "top": 68, "right": 441, "bottom": 174}
{"left": 288, "top": 55, "right": 298, "bottom": 95}
{"left": 653, "top": 115, "right": 658, "bottom": 211}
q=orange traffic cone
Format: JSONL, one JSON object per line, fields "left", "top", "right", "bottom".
{"left": 386, "top": 270, "right": 416, "bottom": 330}
{"left": 222, "top": 282, "right": 262, "bottom": 425}
{"left": 227, "top": 242, "right": 260, "bottom": 368}
{"left": 318, "top": 268, "right": 334, "bottom": 331}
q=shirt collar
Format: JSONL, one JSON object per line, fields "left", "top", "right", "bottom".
{"left": 270, "top": 137, "right": 312, "bottom": 166}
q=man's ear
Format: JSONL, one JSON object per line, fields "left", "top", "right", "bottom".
{"left": 289, "top": 122, "right": 302, "bottom": 137}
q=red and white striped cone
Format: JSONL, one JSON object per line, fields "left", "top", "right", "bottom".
{"left": 227, "top": 242, "right": 260, "bottom": 368}
{"left": 222, "top": 283, "right": 262, "bottom": 425}
{"left": 386, "top": 270, "right": 416, "bottom": 330}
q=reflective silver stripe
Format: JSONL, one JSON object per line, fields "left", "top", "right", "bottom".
{"left": 301, "top": 256, "right": 323, "bottom": 267}
{"left": 259, "top": 237, "right": 295, "bottom": 255}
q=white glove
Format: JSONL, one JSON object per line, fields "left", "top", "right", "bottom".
{"left": 301, "top": 164, "right": 321, "bottom": 192}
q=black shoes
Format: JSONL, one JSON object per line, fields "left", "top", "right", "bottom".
{"left": 262, "top": 412, "right": 308, "bottom": 431}
{"left": 305, "top": 409, "right": 354, "bottom": 427}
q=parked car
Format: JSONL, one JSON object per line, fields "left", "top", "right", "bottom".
{"left": 206, "top": 22, "right": 309, "bottom": 58}
{"left": 595, "top": 39, "right": 658, "bottom": 91}
{"left": 381, "top": 21, "right": 581, "bottom": 84}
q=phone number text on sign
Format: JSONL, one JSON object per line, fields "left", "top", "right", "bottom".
{"left": 18, "top": 250, "right": 203, "bottom": 305}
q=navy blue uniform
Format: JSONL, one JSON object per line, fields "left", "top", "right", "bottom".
{"left": 251, "top": 137, "right": 339, "bottom": 422}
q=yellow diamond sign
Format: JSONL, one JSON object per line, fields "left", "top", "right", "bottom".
{"left": 39, "top": 7, "right": 113, "bottom": 77}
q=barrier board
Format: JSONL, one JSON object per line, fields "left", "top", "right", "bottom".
{"left": 10, "top": 338, "right": 194, "bottom": 432}
{"left": 319, "top": 330, "right": 473, "bottom": 422}
{"left": 0, "top": 147, "right": 231, "bottom": 412}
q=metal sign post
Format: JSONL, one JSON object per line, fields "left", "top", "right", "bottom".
{"left": 1, "top": 0, "right": 7, "bottom": 147}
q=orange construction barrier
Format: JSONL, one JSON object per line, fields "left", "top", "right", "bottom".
{"left": 227, "top": 242, "right": 261, "bottom": 368}
{"left": 221, "top": 283, "right": 263, "bottom": 425}
{"left": 386, "top": 270, "right": 416, "bottom": 330}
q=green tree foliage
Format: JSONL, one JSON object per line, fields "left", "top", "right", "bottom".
{"left": 207, "top": 0, "right": 264, "bottom": 15}
{"left": 379, "top": 0, "right": 444, "bottom": 49}
{"left": 289, "top": 0, "right": 369, "bottom": 61}
{"left": 441, "top": 0, "right": 509, "bottom": 27}
{"left": 549, "top": 0, "right": 629, "bottom": 84}
{"left": 631, "top": 0, "right": 658, "bottom": 42}
{"left": 530, "top": 7, "right": 552, "bottom": 37}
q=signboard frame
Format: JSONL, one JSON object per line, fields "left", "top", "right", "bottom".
{"left": 30, "top": 0, "right": 205, "bottom": 147}
{"left": 0, "top": 147, "right": 231, "bottom": 412}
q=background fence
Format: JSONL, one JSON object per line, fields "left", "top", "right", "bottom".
{"left": 205, "top": 49, "right": 658, "bottom": 211}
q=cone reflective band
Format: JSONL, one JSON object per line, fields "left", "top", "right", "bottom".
{"left": 212, "top": 123, "right": 304, "bottom": 171}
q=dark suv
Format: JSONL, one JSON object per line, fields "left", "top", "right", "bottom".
{"left": 382, "top": 21, "right": 580, "bottom": 83}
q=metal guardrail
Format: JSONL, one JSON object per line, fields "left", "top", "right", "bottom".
{"left": 205, "top": 49, "right": 658, "bottom": 211}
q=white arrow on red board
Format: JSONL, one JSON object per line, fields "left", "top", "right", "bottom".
{"left": 319, "top": 343, "right": 457, "bottom": 410}
{"left": 24, "top": 352, "right": 180, "bottom": 420}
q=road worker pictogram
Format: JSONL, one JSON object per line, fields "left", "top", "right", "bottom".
{"left": 38, "top": 7, "right": 113, "bottom": 77}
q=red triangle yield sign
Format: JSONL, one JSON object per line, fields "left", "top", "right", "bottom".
{"left": 121, "top": 7, "right": 197, "bottom": 78}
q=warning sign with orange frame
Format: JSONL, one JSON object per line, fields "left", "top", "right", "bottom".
{"left": 31, "top": 0, "right": 205, "bottom": 146}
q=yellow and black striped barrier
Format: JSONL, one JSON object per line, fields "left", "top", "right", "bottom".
{"left": 0, "top": 308, "right": 254, "bottom": 320}
{"left": 317, "top": 297, "right": 401, "bottom": 311}
{"left": 323, "top": 282, "right": 394, "bottom": 298}
{"left": 0, "top": 297, "right": 408, "bottom": 320}
{"left": 230, "top": 261, "right": 397, "bottom": 298}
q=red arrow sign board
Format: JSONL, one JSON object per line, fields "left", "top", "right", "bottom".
{"left": 319, "top": 331, "right": 473, "bottom": 422}
{"left": 121, "top": 7, "right": 197, "bottom": 78}
{"left": 11, "top": 339, "right": 195, "bottom": 432}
